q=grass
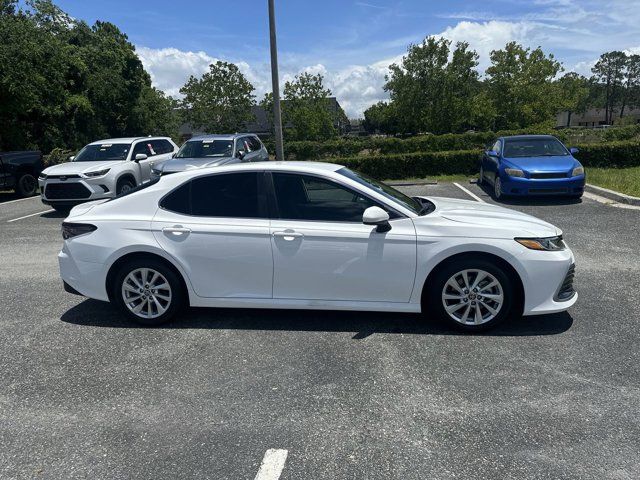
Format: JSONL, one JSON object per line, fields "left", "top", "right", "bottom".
{"left": 587, "top": 167, "right": 640, "bottom": 198}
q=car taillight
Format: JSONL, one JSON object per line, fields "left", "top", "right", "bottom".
{"left": 61, "top": 222, "right": 97, "bottom": 240}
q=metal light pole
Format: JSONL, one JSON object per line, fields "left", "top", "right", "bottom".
{"left": 268, "top": 0, "right": 284, "bottom": 161}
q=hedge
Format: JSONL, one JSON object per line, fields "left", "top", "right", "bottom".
{"left": 263, "top": 124, "right": 640, "bottom": 160}
{"left": 308, "top": 140, "right": 640, "bottom": 180}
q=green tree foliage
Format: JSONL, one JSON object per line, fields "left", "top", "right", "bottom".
{"left": 363, "top": 101, "right": 397, "bottom": 134}
{"left": 0, "top": 0, "right": 178, "bottom": 152}
{"left": 485, "top": 42, "right": 563, "bottom": 130}
{"left": 384, "top": 37, "right": 486, "bottom": 134}
{"left": 555, "top": 73, "right": 590, "bottom": 127}
{"left": 282, "top": 72, "right": 337, "bottom": 141}
{"left": 179, "top": 61, "right": 255, "bottom": 134}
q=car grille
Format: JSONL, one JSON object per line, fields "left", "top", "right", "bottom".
{"left": 528, "top": 188, "right": 569, "bottom": 194}
{"left": 555, "top": 264, "right": 576, "bottom": 301}
{"left": 45, "top": 183, "right": 91, "bottom": 199}
{"left": 530, "top": 172, "right": 567, "bottom": 179}
{"left": 46, "top": 174, "right": 81, "bottom": 180}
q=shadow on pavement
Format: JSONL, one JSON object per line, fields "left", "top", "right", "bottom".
{"left": 61, "top": 298, "right": 574, "bottom": 337}
{"left": 0, "top": 192, "right": 39, "bottom": 204}
{"left": 42, "top": 210, "right": 69, "bottom": 219}
{"left": 477, "top": 183, "right": 583, "bottom": 206}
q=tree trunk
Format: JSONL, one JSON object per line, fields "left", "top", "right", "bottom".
{"left": 567, "top": 111, "right": 572, "bottom": 127}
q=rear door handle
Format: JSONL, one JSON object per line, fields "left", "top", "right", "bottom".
{"left": 163, "top": 226, "right": 191, "bottom": 235}
{"left": 273, "top": 230, "right": 304, "bottom": 241}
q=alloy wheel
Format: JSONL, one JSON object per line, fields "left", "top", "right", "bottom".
{"left": 121, "top": 268, "right": 172, "bottom": 319}
{"left": 441, "top": 269, "right": 504, "bottom": 325}
{"left": 494, "top": 177, "right": 502, "bottom": 199}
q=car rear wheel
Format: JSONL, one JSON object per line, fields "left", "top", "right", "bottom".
{"left": 16, "top": 173, "right": 38, "bottom": 197}
{"left": 425, "top": 258, "right": 515, "bottom": 332}
{"left": 113, "top": 258, "right": 185, "bottom": 326}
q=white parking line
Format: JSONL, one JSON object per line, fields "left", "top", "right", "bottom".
{"left": 254, "top": 449, "right": 288, "bottom": 480}
{"left": 7, "top": 209, "right": 54, "bottom": 223}
{"left": 453, "top": 182, "right": 486, "bottom": 203}
{"left": 0, "top": 195, "right": 40, "bottom": 206}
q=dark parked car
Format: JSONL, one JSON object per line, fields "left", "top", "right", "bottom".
{"left": 0, "top": 151, "right": 43, "bottom": 197}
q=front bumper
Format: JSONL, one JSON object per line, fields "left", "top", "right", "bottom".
{"left": 500, "top": 174, "right": 585, "bottom": 196}
{"left": 39, "top": 177, "right": 114, "bottom": 206}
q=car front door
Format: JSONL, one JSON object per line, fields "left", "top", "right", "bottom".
{"left": 131, "top": 141, "right": 155, "bottom": 183}
{"left": 152, "top": 172, "right": 273, "bottom": 298}
{"left": 268, "top": 172, "right": 417, "bottom": 303}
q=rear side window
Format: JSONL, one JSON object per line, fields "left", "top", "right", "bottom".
{"left": 160, "top": 173, "right": 266, "bottom": 218}
{"left": 248, "top": 136, "right": 262, "bottom": 151}
{"left": 151, "top": 139, "right": 174, "bottom": 154}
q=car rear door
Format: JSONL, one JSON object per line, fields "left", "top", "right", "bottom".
{"left": 152, "top": 171, "right": 273, "bottom": 299}
{"left": 268, "top": 172, "right": 417, "bottom": 303}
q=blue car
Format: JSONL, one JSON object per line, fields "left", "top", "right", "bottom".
{"left": 479, "top": 135, "right": 585, "bottom": 200}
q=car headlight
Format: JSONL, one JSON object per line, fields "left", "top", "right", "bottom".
{"left": 38, "top": 173, "right": 47, "bottom": 180}
{"left": 571, "top": 166, "right": 584, "bottom": 177}
{"left": 84, "top": 168, "right": 110, "bottom": 177}
{"left": 515, "top": 236, "right": 566, "bottom": 251}
{"left": 504, "top": 168, "right": 525, "bottom": 177}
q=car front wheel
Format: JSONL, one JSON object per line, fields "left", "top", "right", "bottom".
{"left": 113, "top": 258, "right": 185, "bottom": 326}
{"left": 493, "top": 176, "right": 503, "bottom": 200}
{"left": 425, "top": 258, "right": 516, "bottom": 332}
{"left": 16, "top": 173, "right": 38, "bottom": 197}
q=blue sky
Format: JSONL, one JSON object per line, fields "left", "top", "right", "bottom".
{"left": 55, "top": 0, "right": 640, "bottom": 117}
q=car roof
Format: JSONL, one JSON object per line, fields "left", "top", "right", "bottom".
{"left": 500, "top": 135, "right": 559, "bottom": 142}
{"left": 188, "top": 133, "right": 258, "bottom": 141}
{"left": 89, "top": 137, "right": 170, "bottom": 145}
{"left": 167, "top": 161, "right": 343, "bottom": 180}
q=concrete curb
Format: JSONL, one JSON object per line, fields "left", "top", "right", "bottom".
{"left": 585, "top": 184, "right": 640, "bottom": 206}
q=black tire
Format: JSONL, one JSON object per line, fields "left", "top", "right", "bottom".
{"left": 424, "top": 257, "right": 516, "bottom": 332}
{"left": 493, "top": 176, "right": 504, "bottom": 200}
{"left": 112, "top": 257, "right": 185, "bottom": 326}
{"left": 116, "top": 177, "right": 135, "bottom": 196}
{"left": 16, "top": 173, "right": 38, "bottom": 197}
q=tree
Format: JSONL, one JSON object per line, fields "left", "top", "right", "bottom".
{"left": 556, "top": 73, "right": 590, "bottom": 127}
{"left": 620, "top": 54, "right": 640, "bottom": 118}
{"left": 485, "top": 42, "right": 563, "bottom": 130}
{"left": 363, "top": 101, "right": 398, "bottom": 134}
{"left": 591, "top": 51, "right": 627, "bottom": 124}
{"left": 179, "top": 61, "right": 255, "bottom": 134}
{"left": 384, "top": 37, "right": 482, "bottom": 134}
{"left": 282, "top": 72, "right": 337, "bottom": 141}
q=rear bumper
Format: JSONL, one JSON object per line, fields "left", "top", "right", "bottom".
{"left": 59, "top": 245, "right": 109, "bottom": 301}
{"left": 500, "top": 175, "right": 585, "bottom": 196}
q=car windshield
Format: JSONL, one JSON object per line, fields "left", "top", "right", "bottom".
{"left": 337, "top": 167, "right": 427, "bottom": 215}
{"left": 73, "top": 143, "right": 130, "bottom": 162}
{"left": 176, "top": 139, "right": 233, "bottom": 158}
{"left": 503, "top": 138, "right": 569, "bottom": 158}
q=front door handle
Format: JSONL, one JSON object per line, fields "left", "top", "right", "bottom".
{"left": 163, "top": 226, "right": 191, "bottom": 235}
{"left": 273, "top": 230, "right": 304, "bottom": 241}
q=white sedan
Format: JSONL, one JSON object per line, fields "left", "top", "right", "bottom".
{"left": 58, "top": 162, "right": 577, "bottom": 332}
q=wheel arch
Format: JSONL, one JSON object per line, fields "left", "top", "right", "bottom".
{"left": 420, "top": 251, "right": 524, "bottom": 315}
{"left": 116, "top": 171, "right": 138, "bottom": 189}
{"left": 105, "top": 251, "right": 190, "bottom": 304}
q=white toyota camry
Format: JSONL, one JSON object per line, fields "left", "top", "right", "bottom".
{"left": 59, "top": 162, "right": 577, "bottom": 332}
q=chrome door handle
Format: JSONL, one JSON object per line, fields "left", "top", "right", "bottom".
{"left": 273, "top": 231, "right": 304, "bottom": 241}
{"left": 163, "top": 226, "right": 191, "bottom": 235}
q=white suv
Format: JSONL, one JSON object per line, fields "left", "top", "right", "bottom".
{"left": 39, "top": 137, "right": 178, "bottom": 211}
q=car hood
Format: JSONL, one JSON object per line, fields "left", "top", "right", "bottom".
{"left": 503, "top": 155, "right": 578, "bottom": 172}
{"left": 161, "top": 156, "right": 236, "bottom": 172}
{"left": 43, "top": 160, "right": 124, "bottom": 175}
{"left": 414, "top": 196, "right": 561, "bottom": 238}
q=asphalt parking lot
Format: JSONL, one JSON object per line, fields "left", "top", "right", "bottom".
{"left": 1, "top": 182, "right": 639, "bottom": 480}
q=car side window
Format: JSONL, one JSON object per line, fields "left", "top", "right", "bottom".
{"left": 235, "top": 138, "right": 247, "bottom": 154}
{"left": 151, "top": 139, "right": 172, "bottom": 154}
{"left": 132, "top": 142, "right": 152, "bottom": 158}
{"left": 249, "top": 136, "right": 262, "bottom": 151}
{"left": 272, "top": 173, "right": 383, "bottom": 222}
{"left": 192, "top": 172, "right": 265, "bottom": 218}
{"left": 160, "top": 181, "right": 190, "bottom": 214}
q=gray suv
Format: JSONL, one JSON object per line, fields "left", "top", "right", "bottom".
{"left": 152, "top": 133, "right": 268, "bottom": 178}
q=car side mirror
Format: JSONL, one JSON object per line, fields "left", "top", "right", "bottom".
{"left": 363, "top": 206, "right": 391, "bottom": 233}
{"left": 135, "top": 153, "right": 147, "bottom": 161}
{"left": 486, "top": 150, "right": 498, "bottom": 157}
{"left": 236, "top": 149, "right": 246, "bottom": 160}
{"left": 569, "top": 147, "right": 579, "bottom": 155}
